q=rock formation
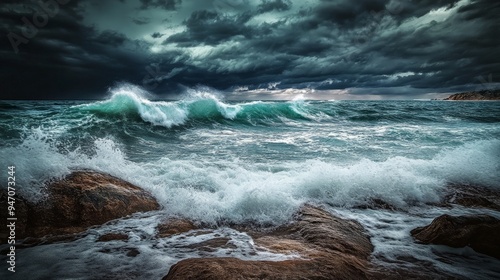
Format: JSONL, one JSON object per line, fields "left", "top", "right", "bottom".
{"left": 163, "top": 205, "right": 374, "bottom": 280}
{"left": 411, "top": 214, "right": 500, "bottom": 259}
{"left": 442, "top": 184, "right": 500, "bottom": 211}
{"left": 444, "top": 89, "right": 500, "bottom": 100}
{"left": 156, "top": 218, "right": 198, "bottom": 238}
{"left": 0, "top": 170, "right": 160, "bottom": 242}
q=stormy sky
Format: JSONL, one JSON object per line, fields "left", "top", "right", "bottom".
{"left": 1, "top": 0, "right": 499, "bottom": 100}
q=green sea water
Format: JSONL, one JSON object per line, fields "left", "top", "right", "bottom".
{"left": 1, "top": 85, "right": 500, "bottom": 279}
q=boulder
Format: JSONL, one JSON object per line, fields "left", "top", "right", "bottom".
{"left": 163, "top": 205, "right": 374, "bottom": 280}
{"left": 5, "top": 171, "right": 160, "bottom": 240}
{"left": 411, "top": 214, "right": 500, "bottom": 259}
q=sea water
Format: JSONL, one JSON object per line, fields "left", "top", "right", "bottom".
{"left": 0, "top": 84, "right": 499, "bottom": 279}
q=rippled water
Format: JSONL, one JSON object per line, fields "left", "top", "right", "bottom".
{"left": 1, "top": 85, "right": 499, "bottom": 279}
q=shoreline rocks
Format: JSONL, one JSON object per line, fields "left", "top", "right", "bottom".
{"left": 442, "top": 184, "right": 500, "bottom": 211}
{"left": 1, "top": 170, "right": 160, "bottom": 243}
{"left": 162, "top": 184, "right": 500, "bottom": 279}
{"left": 164, "top": 205, "right": 374, "bottom": 280}
{"left": 156, "top": 218, "right": 198, "bottom": 238}
{"left": 3, "top": 171, "right": 500, "bottom": 278}
{"left": 411, "top": 214, "right": 500, "bottom": 259}
{"left": 444, "top": 89, "right": 500, "bottom": 100}
{"left": 97, "top": 233, "right": 129, "bottom": 242}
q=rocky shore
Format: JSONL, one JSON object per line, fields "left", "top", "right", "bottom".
{"left": 164, "top": 205, "right": 374, "bottom": 279}
{"left": 1, "top": 170, "right": 500, "bottom": 279}
{"left": 444, "top": 89, "right": 500, "bottom": 100}
{"left": 1, "top": 171, "right": 159, "bottom": 244}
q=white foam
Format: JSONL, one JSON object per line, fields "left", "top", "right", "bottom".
{"left": 1, "top": 126, "right": 498, "bottom": 224}
{"left": 0, "top": 211, "right": 296, "bottom": 280}
{"left": 81, "top": 85, "right": 190, "bottom": 127}
{"left": 77, "top": 85, "right": 325, "bottom": 127}
{"left": 333, "top": 207, "right": 500, "bottom": 279}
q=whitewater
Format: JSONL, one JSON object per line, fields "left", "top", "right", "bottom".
{"left": 1, "top": 84, "right": 500, "bottom": 279}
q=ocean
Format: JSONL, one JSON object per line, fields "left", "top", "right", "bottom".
{"left": 1, "top": 85, "right": 500, "bottom": 279}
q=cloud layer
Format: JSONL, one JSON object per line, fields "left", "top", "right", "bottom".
{"left": 1, "top": 0, "right": 499, "bottom": 99}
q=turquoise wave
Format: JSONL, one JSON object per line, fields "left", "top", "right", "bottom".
{"left": 73, "top": 87, "right": 500, "bottom": 129}
{"left": 77, "top": 90, "right": 317, "bottom": 127}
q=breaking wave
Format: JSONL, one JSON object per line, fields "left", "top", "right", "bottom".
{"left": 2, "top": 127, "right": 499, "bottom": 225}
{"left": 77, "top": 85, "right": 318, "bottom": 127}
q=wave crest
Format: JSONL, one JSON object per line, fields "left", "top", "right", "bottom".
{"left": 78, "top": 85, "right": 317, "bottom": 127}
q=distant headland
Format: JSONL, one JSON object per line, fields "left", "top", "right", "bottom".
{"left": 444, "top": 89, "right": 500, "bottom": 100}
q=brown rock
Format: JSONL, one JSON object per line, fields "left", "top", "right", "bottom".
{"left": 411, "top": 214, "right": 500, "bottom": 259}
{"left": 0, "top": 233, "right": 87, "bottom": 253}
{"left": 156, "top": 218, "right": 197, "bottom": 238}
{"left": 293, "top": 205, "right": 373, "bottom": 259}
{"left": 97, "top": 233, "right": 129, "bottom": 242}
{"left": 444, "top": 90, "right": 500, "bottom": 100}
{"left": 126, "top": 248, "right": 140, "bottom": 257}
{"left": 184, "top": 237, "right": 237, "bottom": 252}
{"left": 163, "top": 205, "right": 374, "bottom": 280}
{"left": 7, "top": 171, "right": 160, "bottom": 240}
{"left": 0, "top": 190, "right": 30, "bottom": 244}
{"left": 164, "top": 257, "right": 369, "bottom": 280}
{"left": 355, "top": 198, "right": 397, "bottom": 211}
{"left": 443, "top": 184, "right": 500, "bottom": 211}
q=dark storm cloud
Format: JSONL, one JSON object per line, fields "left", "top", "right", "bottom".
{"left": 0, "top": 0, "right": 158, "bottom": 99}
{"left": 387, "top": 0, "right": 461, "bottom": 19}
{"left": 311, "top": 0, "right": 387, "bottom": 27}
{"left": 95, "top": 30, "right": 128, "bottom": 46}
{"left": 257, "top": 0, "right": 292, "bottom": 13}
{"left": 139, "top": 0, "right": 182, "bottom": 10}
{"left": 151, "top": 32, "right": 164, "bottom": 38}
{"left": 1, "top": 0, "right": 499, "bottom": 99}
{"left": 160, "top": 0, "right": 499, "bottom": 95}
{"left": 164, "top": 10, "right": 252, "bottom": 46}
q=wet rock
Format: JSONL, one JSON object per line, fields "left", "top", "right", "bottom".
{"left": 355, "top": 198, "right": 398, "bottom": 211}
{"left": 156, "top": 218, "right": 197, "bottom": 238}
{"left": 443, "top": 184, "right": 500, "bottom": 211}
{"left": 184, "top": 237, "right": 237, "bottom": 252}
{"left": 126, "top": 248, "right": 140, "bottom": 257}
{"left": 370, "top": 255, "right": 456, "bottom": 280}
{"left": 0, "top": 233, "right": 88, "bottom": 253}
{"left": 164, "top": 257, "right": 369, "bottom": 280}
{"left": 5, "top": 171, "right": 160, "bottom": 240}
{"left": 98, "top": 247, "right": 141, "bottom": 257}
{"left": 97, "top": 233, "right": 129, "bottom": 242}
{"left": 0, "top": 190, "right": 30, "bottom": 244}
{"left": 163, "top": 205, "right": 374, "bottom": 280}
{"left": 411, "top": 214, "right": 500, "bottom": 259}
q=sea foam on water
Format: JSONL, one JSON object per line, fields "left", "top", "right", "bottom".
{"left": 2, "top": 124, "right": 499, "bottom": 225}
{"left": 1, "top": 85, "right": 500, "bottom": 279}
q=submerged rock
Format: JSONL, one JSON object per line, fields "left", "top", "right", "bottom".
{"left": 184, "top": 237, "right": 237, "bottom": 252}
{"left": 156, "top": 218, "right": 198, "bottom": 238}
{"left": 355, "top": 198, "right": 398, "bottom": 211}
{"left": 3, "top": 171, "right": 160, "bottom": 240}
{"left": 163, "top": 205, "right": 374, "bottom": 280}
{"left": 97, "top": 233, "right": 129, "bottom": 242}
{"left": 411, "top": 214, "right": 500, "bottom": 259}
